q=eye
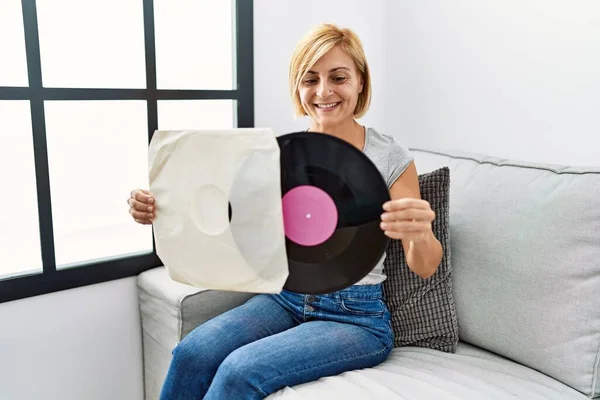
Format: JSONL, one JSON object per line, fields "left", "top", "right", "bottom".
{"left": 302, "top": 78, "right": 318, "bottom": 85}
{"left": 332, "top": 76, "right": 347, "bottom": 83}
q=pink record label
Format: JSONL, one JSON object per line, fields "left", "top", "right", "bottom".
{"left": 282, "top": 185, "right": 338, "bottom": 246}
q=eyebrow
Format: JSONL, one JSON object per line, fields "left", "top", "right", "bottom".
{"left": 306, "top": 67, "right": 351, "bottom": 74}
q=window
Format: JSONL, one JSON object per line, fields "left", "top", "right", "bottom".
{"left": 0, "top": 0, "right": 254, "bottom": 303}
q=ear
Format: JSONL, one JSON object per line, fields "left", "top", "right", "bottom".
{"left": 358, "top": 75, "right": 364, "bottom": 93}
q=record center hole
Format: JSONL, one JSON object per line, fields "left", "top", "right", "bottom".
{"left": 190, "top": 184, "right": 232, "bottom": 236}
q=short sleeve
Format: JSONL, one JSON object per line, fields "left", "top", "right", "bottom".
{"left": 387, "top": 136, "right": 414, "bottom": 187}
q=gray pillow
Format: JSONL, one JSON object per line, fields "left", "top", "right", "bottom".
{"left": 382, "top": 167, "right": 458, "bottom": 353}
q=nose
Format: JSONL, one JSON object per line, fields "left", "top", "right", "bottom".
{"left": 316, "top": 80, "right": 332, "bottom": 98}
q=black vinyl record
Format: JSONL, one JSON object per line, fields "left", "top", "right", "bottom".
{"left": 277, "top": 131, "right": 391, "bottom": 294}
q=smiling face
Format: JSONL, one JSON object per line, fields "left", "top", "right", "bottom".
{"left": 298, "top": 46, "right": 364, "bottom": 130}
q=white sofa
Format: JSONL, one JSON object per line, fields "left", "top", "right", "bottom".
{"left": 137, "top": 148, "right": 600, "bottom": 399}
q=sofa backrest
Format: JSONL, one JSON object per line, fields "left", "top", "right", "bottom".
{"left": 410, "top": 148, "right": 600, "bottom": 398}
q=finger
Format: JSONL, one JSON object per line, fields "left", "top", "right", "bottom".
{"left": 381, "top": 209, "right": 435, "bottom": 222}
{"left": 132, "top": 189, "right": 154, "bottom": 204}
{"left": 380, "top": 220, "right": 430, "bottom": 232}
{"left": 142, "top": 190, "right": 155, "bottom": 204}
{"left": 383, "top": 198, "right": 429, "bottom": 211}
{"left": 383, "top": 230, "right": 425, "bottom": 241}
{"left": 129, "top": 198, "right": 154, "bottom": 213}
{"left": 129, "top": 208, "right": 154, "bottom": 220}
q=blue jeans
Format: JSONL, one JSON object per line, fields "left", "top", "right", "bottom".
{"left": 159, "top": 283, "right": 394, "bottom": 400}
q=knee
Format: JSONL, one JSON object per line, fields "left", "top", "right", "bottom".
{"left": 160, "top": 338, "right": 214, "bottom": 400}
{"left": 170, "top": 333, "right": 218, "bottom": 374}
{"left": 170, "top": 339, "right": 202, "bottom": 372}
{"left": 216, "top": 350, "right": 253, "bottom": 381}
{"left": 211, "top": 349, "right": 266, "bottom": 395}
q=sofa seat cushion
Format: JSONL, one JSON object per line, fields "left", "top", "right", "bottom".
{"left": 267, "top": 342, "right": 589, "bottom": 400}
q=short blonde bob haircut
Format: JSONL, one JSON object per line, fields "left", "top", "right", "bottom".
{"left": 289, "top": 24, "right": 372, "bottom": 119}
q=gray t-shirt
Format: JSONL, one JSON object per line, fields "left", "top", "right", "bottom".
{"left": 355, "top": 127, "right": 414, "bottom": 285}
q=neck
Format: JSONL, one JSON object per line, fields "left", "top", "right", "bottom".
{"left": 309, "top": 119, "right": 360, "bottom": 142}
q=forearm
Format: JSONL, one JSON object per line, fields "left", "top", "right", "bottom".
{"left": 406, "top": 231, "right": 443, "bottom": 279}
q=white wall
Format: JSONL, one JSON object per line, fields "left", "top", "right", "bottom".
{"left": 383, "top": 0, "right": 600, "bottom": 167}
{"left": 253, "top": 0, "right": 387, "bottom": 135}
{"left": 255, "top": 0, "right": 600, "bottom": 167}
{"left": 0, "top": 277, "right": 144, "bottom": 400}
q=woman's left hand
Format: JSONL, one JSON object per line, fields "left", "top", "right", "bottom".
{"left": 380, "top": 198, "right": 435, "bottom": 243}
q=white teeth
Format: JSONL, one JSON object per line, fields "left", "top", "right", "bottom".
{"left": 316, "top": 103, "right": 338, "bottom": 108}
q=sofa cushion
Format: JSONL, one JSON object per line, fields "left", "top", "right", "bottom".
{"left": 266, "top": 342, "right": 589, "bottom": 400}
{"left": 137, "top": 267, "right": 255, "bottom": 400}
{"left": 409, "top": 148, "right": 600, "bottom": 398}
{"left": 383, "top": 167, "right": 459, "bottom": 353}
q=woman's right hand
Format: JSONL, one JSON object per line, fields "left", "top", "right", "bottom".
{"left": 128, "top": 189, "right": 155, "bottom": 225}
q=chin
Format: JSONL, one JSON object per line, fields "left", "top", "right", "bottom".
{"left": 312, "top": 110, "right": 339, "bottom": 121}
{"left": 320, "top": 114, "right": 349, "bottom": 124}
{"left": 314, "top": 118, "right": 340, "bottom": 128}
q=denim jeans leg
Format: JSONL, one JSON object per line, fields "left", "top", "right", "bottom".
{"left": 158, "top": 294, "right": 298, "bottom": 400}
{"left": 204, "top": 286, "right": 393, "bottom": 400}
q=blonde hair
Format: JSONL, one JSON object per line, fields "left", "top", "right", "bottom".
{"left": 289, "top": 24, "right": 372, "bottom": 119}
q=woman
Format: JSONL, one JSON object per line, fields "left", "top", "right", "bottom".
{"left": 128, "top": 24, "right": 442, "bottom": 400}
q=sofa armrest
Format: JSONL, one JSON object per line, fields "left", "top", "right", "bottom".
{"left": 137, "top": 266, "right": 255, "bottom": 400}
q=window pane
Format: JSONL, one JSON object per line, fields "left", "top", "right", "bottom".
{"left": 157, "top": 100, "right": 236, "bottom": 130}
{"left": 44, "top": 101, "right": 153, "bottom": 268}
{"left": 36, "top": 0, "right": 146, "bottom": 88}
{"left": 0, "top": 101, "right": 42, "bottom": 279}
{"left": 154, "top": 0, "right": 235, "bottom": 90}
{"left": 0, "top": 0, "right": 29, "bottom": 86}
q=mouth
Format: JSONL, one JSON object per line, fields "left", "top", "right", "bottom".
{"left": 314, "top": 102, "right": 341, "bottom": 111}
